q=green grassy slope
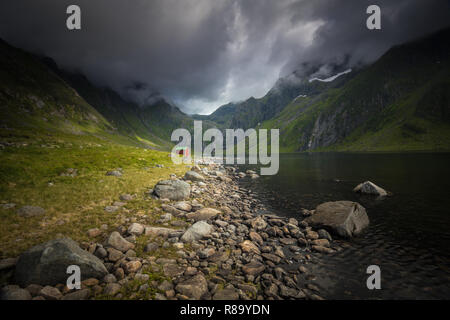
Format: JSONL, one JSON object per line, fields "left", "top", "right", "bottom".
{"left": 0, "top": 38, "right": 208, "bottom": 152}
{"left": 261, "top": 27, "right": 450, "bottom": 152}
{"left": 206, "top": 72, "right": 343, "bottom": 130}
{"left": 57, "top": 72, "right": 173, "bottom": 150}
{"left": 0, "top": 40, "right": 193, "bottom": 259}
{"left": 0, "top": 39, "right": 111, "bottom": 139}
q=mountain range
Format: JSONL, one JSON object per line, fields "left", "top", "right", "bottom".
{"left": 1, "top": 27, "right": 449, "bottom": 152}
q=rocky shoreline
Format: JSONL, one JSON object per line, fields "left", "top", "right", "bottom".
{"left": 0, "top": 163, "right": 367, "bottom": 300}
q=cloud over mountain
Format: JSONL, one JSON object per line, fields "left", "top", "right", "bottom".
{"left": 1, "top": 0, "right": 449, "bottom": 114}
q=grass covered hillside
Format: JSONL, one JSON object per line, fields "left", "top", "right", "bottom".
{"left": 0, "top": 137, "right": 190, "bottom": 258}
{"left": 0, "top": 39, "right": 192, "bottom": 260}
{"left": 0, "top": 39, "right": 113, "bottom": 142}
{"left": 261, "top": 28, "right": 450, "bottom": 152}
{"left": 56, "top": 71, "right": 173, "bottom": 150}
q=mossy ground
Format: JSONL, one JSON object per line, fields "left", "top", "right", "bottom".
{"left": 0, "top": 132, "right": 190, "bottom": 258}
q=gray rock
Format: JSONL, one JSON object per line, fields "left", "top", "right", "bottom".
{"left": 134, "top": 273, "right": 149, "bottom": 282}
{"left": 242, "top": 262, "right": 265, "bottom": 275}
{"left": 186, "top": 208, "right": 221, "bottom": 221}
{"left": 144, "top": 226, "right": 178, "bottom": 238}
{"left": 103, "top": 283, "right": 121, "bottom": 296}
{"left": 158, "top": 280, "right": 174, "bottom": 291}
{"left": 15, "top": 238, "right": 108, "bottom": 287}
{"left": 181, "top": 221, "right": 213, "bottom": 242}
{"left": 17, "top": 206, "right": 45, "bottom": 217}
{"left": 154, "top": 179, "right": 190, "bottom": 200}
{"left": 162, "top": 264, "right": 185, "bottom": 278}
{"left": 25, "top": 284, "right": 43, "bottom": 296}
{"left": 305, "top": 201, "right": 369, "bottom": 238}
{"left": 175, "top": 274, "right": 208, "bottom": 299}
{"left": 39, "top": 286, "right": 62, "bottom": 300}
{"left": 353, "top": 181, "right": 388, "bottom": 196}
{"left": 103, "top": 274, "right": 117, "bottom": 283}
{"left": 106, "top": 231, "right": 135, "bottom": 252}
{"left": 317, "top": 229, "right": 333, "bottom": 241}
{"left": 174, "top": 201, "right": 192, "bottom": 212}
{"left": 107, "top": 247, "right": 124, "bottom": 262}
{"left": 251, "top": 216, "right": 267, "bottom": 230}
{"left": 104, "top": 205, "right": 119, "bottom": 213}
{"left": 127, "top": 223, "right": 145, "bottom": 236}
{"left": 94, "top": 246, "right": 108, "bottom": 259}
{"left": 119, "top": 194, "right": 133, "bottom": 201}
{"left": 0, "top": 257, "right": 18, "bottom": 271}
{"left": 213, "top": 287, "right": 239, "bottom": 300}
{"left": 0, "top": 286, "right": 32, "bottom": 300}
{"left": 1, "top": 203, "right": 15, "bottom": 210}
{"left": 184, "top": 171, "right": 205, "bottom": 181}
{"left": 161, "top": 204, "right": 184, "bottom": 217}
{"left": 106, "top": 170, "right": 122, "bottom": 177}
{"left": 144, "top": 242, "right": 160, "bottom": 252}
{"left": 61, "top": 288, "right": 91, "bottom": 300}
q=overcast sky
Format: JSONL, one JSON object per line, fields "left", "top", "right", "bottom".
{"left": 1, "top": 0, "right": 449, "bottom": 114}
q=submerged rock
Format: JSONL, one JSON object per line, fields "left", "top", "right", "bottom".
{"left": 305, "top": 201, "right": 369, "bottom": 238}
{"left": 15, "top": 238, "right": 107, "bottom": 287}
{"left": 353, "top": 181, "right": 388, "bottom": 196}
{"left": 154, "top": 179, "right": 190, "bottom": 200}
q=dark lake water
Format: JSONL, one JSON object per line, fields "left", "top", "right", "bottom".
{"left": 238, "top": 153, "right": 450, "bottom": 299}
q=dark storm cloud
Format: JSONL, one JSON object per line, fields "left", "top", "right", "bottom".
{"left": 0, "top": 0, "right": 449, "bottom": 114}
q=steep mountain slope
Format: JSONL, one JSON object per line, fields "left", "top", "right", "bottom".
{"left": 55, "top": 71, "right": 176, "bottom": 149}
{"left": 261, "top": 27, "right": 450, "bottom": 152}
{"left": 51, "top": 64, "right": 211, "bottom": 149}
{"left": 0, "top": 39, "right": 198, "bottom": 150}
{"left": 206, "top": 71, "right": 352, "bottom": 130}
{"left": 0, "top": 39, "right": 113, "bottom": 140}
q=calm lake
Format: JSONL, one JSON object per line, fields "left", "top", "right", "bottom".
{"left": 238, "top": 153, "right": 450, "bottom": 299}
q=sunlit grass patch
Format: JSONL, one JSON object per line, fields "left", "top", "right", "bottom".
{"left": 0, "top": 141, "right": 189, "bottom": 258}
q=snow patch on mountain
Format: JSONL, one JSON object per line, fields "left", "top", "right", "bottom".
{"left": 309, "top": 69, "right": 352, "bottom": 83}
{"left": 293, "top": 94, "right": 307, "bottom": 101}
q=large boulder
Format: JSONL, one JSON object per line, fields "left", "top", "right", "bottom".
{"left": 184, "top": 171, "right": 205, "bottom": 182}
{"left": 14, "top": 238, "right": 108, "bottom": 287}
{"left": 181, "top": 221, "right": 213, "bottom": 242}
{"left": 305, "top": 201, "right": 369, "bottom": 238}
{"left": 353, "top": 181, "right": 388, "bottom": 196}
{"left": 154, "top": 179, "right": 190, "bottom": 200}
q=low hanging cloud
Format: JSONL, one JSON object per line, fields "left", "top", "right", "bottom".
{"left": 0, "top": 0, "right": 449, "bottom": 114}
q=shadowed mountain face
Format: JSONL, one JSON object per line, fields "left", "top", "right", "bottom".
{"left": 1, "top": 27, "right": 450, "bottom": 152}
{"left": 0, "top": 39, "right": 111, "bottom": 136}
{"left": 0, "top": 38, "right": 197, "bottom": 150}
{"left": 202, "top": 28, "right": 450, "bottom": 152}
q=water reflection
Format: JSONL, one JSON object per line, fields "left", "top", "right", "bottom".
{"left": 238, "top": 153, "right": 450, "bottom": 299}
